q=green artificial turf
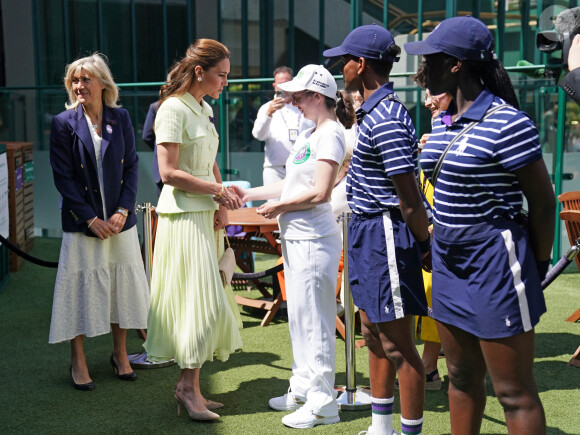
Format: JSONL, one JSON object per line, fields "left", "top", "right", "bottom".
{"left": 0, "top": 238, "right": 579, "bottom": 434}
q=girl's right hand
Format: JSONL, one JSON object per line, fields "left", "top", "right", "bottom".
{"left": 228, "top": 184, "right": 247, "bottom": 203}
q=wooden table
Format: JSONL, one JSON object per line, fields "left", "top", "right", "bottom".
{"left": 227, "top": 207, "right": 283, "bottom": 326}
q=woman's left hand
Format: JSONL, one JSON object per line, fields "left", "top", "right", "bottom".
{"left": 257, "top": 201, "right": 282, "bottom": 219}
{"left": 108, "top": 212, "right": 127, "bottom": 234}
{"left": 214, "top": 206, "right": 229, "bottom": 230}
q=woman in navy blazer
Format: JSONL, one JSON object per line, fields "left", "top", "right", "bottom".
{"left": 48, "top": 53, "right": 150, "bottom": 391}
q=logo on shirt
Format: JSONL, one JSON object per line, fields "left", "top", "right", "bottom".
{"left": 454, "top": 135, "right": 470, "bottom": 156}
{"left": 293, "top": 143, "right": 311, "bottom": 164}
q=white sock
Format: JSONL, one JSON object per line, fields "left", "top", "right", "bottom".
{"left": 401, "top": 415, "right": 423, "bottom": 435}
{"left": 371, "top": 396, "right": 394, "bottom": 434}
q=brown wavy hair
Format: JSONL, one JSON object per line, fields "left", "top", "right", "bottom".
{"left": 159, "top": 39, "right": 230, "bottom": 105}
{"left": 336, "top": 90, "right": 356, "bottom": 129}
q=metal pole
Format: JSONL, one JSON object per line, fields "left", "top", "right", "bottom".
{"left": 143, "top": 202, "right": 153, "bottom": 283}
{"left": 336, "top": 212, "right": 372, "bottom": 410}
{"left": 553, "top": 87, "right": 567, "bottom": 264}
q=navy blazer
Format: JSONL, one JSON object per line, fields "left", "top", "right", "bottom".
{"left": 50, "top": 105, "right": 139, "bottom": 235}
{"left": 142, "top": 101, "right": 161, "bottom": 185}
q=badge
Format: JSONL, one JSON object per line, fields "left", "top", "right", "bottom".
{"left": 289, "top": 129, "right": 298, "bottom": 141}
{"left": 293, "top": 143, "right": 311, "bottom": 164}
{"left": 106, "top": 124, "right": 113, "bottom": 134}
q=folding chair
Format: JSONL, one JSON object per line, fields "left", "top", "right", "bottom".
{"left": 558, "top": 191, "right": 580, "bottom": 368}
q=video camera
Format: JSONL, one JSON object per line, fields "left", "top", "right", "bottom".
{"left": 537, "top": 7, "right": 580, "bottom": 68}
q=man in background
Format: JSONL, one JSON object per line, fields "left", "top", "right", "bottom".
{"left": 252, "top": 66, "right": 314, "bottom": 185}
{"left": 142, "top": 101, "right": 163, "bottom": 197}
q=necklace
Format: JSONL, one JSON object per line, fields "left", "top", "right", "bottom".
{"left": 82, "top": 106, "right": 100, "bottom": 130}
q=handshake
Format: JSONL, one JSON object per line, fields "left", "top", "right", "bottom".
{"left": 212, "top": 184, "right": 247, "bottom": 210}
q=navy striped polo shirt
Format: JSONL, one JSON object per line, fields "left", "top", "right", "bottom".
{"left": 346, "top": 82, "right": 419, "bottom": 214}
{"left": 420, "top": 89, "right": 542, "bottom": 228}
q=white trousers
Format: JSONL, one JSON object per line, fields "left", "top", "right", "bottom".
{"left": 281, "top": 234, "right": 342, "bottom": 416}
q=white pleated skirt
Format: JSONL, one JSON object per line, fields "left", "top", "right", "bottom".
{"left": 49, "top": 226, "right": 150, "bottom": 344}
{"left": 143, "top": 211, "right": 243, "bottom": 369}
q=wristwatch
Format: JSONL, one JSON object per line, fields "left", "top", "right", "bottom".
{"left": 116, "top": 208, "right": 128, "bottom": 217}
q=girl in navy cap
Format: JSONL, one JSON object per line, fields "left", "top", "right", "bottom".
{"left": 405, "top": 16, "right": 555, "bottom": 434}
{"left": 324, "top": 24, "right": 431, "bottom": 435}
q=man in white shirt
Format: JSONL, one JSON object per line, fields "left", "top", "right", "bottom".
{"left": 252, "top": 66, "right": 314, "bottom": 185}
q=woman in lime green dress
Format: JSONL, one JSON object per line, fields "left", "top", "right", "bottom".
{"left": 143, "top": 39, "right": 243, "bottom": 421}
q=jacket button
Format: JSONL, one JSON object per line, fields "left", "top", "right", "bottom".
{"left": 84, "top": 186, "right": 88, "bottom": 191}
{"left": 121, "top": 180, "right": 124, "bottom": 184}
{"left": 121, "top": 159, "right": 124, "bottom": 164}
{"left": 81, "top": 164, "right": 84, "bottom": 169}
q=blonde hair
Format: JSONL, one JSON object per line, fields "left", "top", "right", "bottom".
{"left": 159, "top": 39, "right": 230, "bottom": 105}
{"left": 63, "top": 53, "right": 119, "bottom": 109}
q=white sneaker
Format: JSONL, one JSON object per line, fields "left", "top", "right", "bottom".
{"left": 268, "top": 388, "right": 305, "bottom": 411}
{"left": 281, "top": 403, "right": 340, "bottom": 429}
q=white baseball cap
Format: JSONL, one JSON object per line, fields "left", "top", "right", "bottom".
{"left": 278, "top": 64, "right": 337, "bottom": 101}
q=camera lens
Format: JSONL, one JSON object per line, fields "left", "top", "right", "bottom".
{"left": 537, "top": 31, "right": 562, "bottom": 52}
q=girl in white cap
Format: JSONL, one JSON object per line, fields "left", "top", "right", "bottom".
{"left": 237, "top": 64, "right": 346, "bottom": 429}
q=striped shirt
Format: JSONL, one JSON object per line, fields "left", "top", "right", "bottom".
{"left": 347, "top": 82, "right": 419, "bottom": 214}
{"left": 420, "top": 89, "right": 542, "bottom": 228}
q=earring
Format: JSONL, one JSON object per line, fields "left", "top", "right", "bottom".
{"left": 197, "top": 76, "right": 202, "bottom": 82}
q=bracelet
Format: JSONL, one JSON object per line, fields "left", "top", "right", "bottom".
{"left": 418, "top": 236, "right": 431, "bottom": 254}
{"left": 214, "top": 184, "right": 224, "bottom": 200}
{"left": 87, "top": 216, "right": 98, "bottom": 229}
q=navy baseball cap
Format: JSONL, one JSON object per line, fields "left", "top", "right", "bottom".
{"left": 323, "top": 24, "right": 400, "bottom": 62}
{"left": 404, "top": 16, "right": 494, "bottom": 61}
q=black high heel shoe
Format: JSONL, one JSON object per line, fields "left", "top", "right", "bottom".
{"left": 110, "top": 355, "right": 137, "bottom": 381}
{"left": 70, "top": 365, "right": 95, "bottom": 391}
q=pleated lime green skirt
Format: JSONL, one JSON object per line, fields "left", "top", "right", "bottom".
{"left": 143, "top": 210, "right": 243, "bottom": 369}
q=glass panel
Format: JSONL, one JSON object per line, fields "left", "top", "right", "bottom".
{"left": 272, "top": 0, "right": 290, "bottom": 68}
{"left": 38, "top": 0, "right": 66, "bottom": 85}
{"left": 68, "top": 0, "right": 99, "bottom": 59}
{"left": 291, "top": 1, "right": 322, "bottom": 68}
{"left": 0, "top": 92, "right": 26, "bottom": 142}
{"left": 102, "top": 0, "right": 133, "bottom": 83}
{"left": 135, "top": 0, "right": 165, "bottom": 82}
{"left": 167, "top": 0, "right": 189, "bottom": 70}
{"left": 221, "top": 0, "right": 244, "bottom": 78}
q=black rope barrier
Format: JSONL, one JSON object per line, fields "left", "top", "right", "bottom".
{"left": 232, "top": 262, "right": 283, "bottom": 280}
{"left": 541, "top": 237, "right": 580, "bottom": 290}
{"left": 0, "top": 232, "right": 285, "bottom": 278}
{"left": 5, "top": 228, "right": 574, "bottom": 291}
{"left": 0, "top": 234, "right": 59, "bottom": 268}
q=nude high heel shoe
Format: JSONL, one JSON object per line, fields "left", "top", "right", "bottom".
{"left": 173, "top": 385, "right": 223, "bottom": 410}
{"left": 175, "top": 394, "right": 220, "bottom": 421}
{"left": 205, "top": 400, "right": 224, "bottom": 410}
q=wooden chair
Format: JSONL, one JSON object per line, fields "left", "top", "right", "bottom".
{"left": 276, "top": 253, "right": 365, "bottom": 348}
{"left": 558, "top": 191, "right": 580, "bottom": 368}
{"left": 233, "top": 255, "right": 285, "bottom": 327}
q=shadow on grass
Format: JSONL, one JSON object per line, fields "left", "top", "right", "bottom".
{"left": 535, "top": 331, "right": 580, "bottom": 359}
